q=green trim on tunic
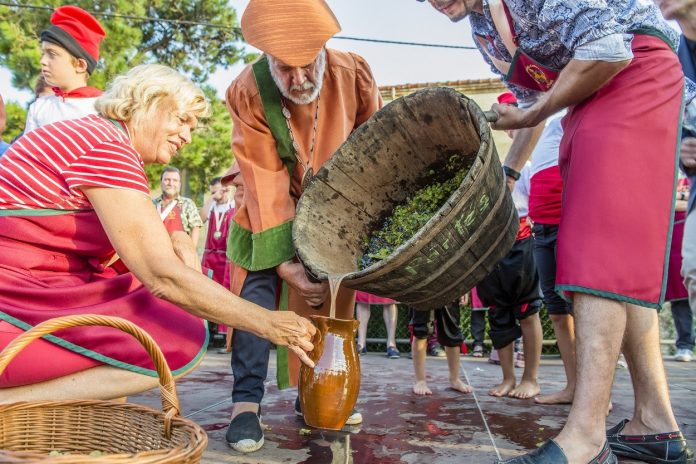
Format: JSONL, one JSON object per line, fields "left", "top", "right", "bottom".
{"left": 252, "top": 56, "right": 297, "bottom": 178}
{"left": 555, "top": 285, "right": 661, "bottom": 310}
{"left": 0, "top": 208, "right": 83, "bottom": 216}
{"left": 0, "top": 311, "right": 210, "bottom": 377}
{"left": 276, "top": 281, "right": 291, "bottom": 390}
{"left": 227, "top": 220, "right": 295, "bottom": 271}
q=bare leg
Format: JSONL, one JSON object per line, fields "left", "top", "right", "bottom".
{"left": 445, "top": 346, "right": 473, "bottom": 393}
{"left": 356, "top": 302, "right": 371, "bottom": 349}
{"left": 554, "top": 293, "right": 625, "bottom": 463}
{"left": 411, "top": 338, "right": 431, "bottom": 395}
{"left": 536, "top": 314, "right": 576, "bottom": 404}
{"left": 383, "top": 304, "right": 398, "bottom": 348}
{"left": 489, "top": 343, "right": 516, "bottom": 397}
{"left": 619, "top": 304, "right": 679, "bottom": 435}
{"left": 509, "top": 313, "right": 542, "bottom": 399}
{"left": 0, "top": 353, "right": 203, "bottom": 404}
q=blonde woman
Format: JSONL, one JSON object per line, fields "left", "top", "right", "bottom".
{"left": 0, "top": 64, "right": 316, "bottom": 402}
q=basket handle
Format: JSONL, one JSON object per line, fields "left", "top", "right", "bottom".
{"left": 0, "top": 314, "right": 181, "bottom": 438}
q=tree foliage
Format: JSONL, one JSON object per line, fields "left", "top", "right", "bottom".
{"left": 0, "top": 0, "right": 245, "bottom": 197}
{"left": 3, "top": 102, "right": 27, "bottom": 143}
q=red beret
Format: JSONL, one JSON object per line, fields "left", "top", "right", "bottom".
{"left": 41, "top": 6, "right": 106, "bottom": 73}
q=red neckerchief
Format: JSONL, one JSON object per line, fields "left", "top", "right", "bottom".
{"left": 52, "top": 86, "right": 103, "bottom": 101}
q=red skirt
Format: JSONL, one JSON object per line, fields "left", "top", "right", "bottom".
{"left": 355, "top": 291, "right": 396, "bottom": 305}
{"left": 556, "top": 35, "right": 683, "bottom": 308}
{"left": 0, "top": 213, "right": 208, "bottom": 388}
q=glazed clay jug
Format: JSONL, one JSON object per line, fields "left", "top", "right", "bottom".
{"left": 299, "top": 315, "right": 361, "bottom": 430}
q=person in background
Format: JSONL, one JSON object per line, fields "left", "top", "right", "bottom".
{"left": 668, "top": 175, "right": 694, "bottom": 362}
{"left": 477, "top": 159, "right": 543, "bottom": 400}
{"left": 222, "top": 0, "right": 381, "bottom": 452}
{"left": 524, "top": 111, "right": 578, "bottom": 405}
{"left": 469, "top": 288, "right": 487, "bottom": 358}
{"left": 409, "top": 298, "right": 473, "bottom": 396}
{"left": 153, "top": 167, "right": 203, "bottom": 245}
{"left": 200, "top": 176, "right": 236, "bottom": 346}
{"left": 355, "top": 291, "right": 400, "bottom": 358}
{"left": 24, "top": 5, "right": 105, "bottom": 133}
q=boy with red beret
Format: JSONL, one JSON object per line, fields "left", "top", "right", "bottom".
{"left": 24, "top": 5, "right": 106, "bottom": 133}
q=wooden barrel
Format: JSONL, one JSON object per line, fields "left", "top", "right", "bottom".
{"left": 293, "top": 88, "right": 518, "bottom": 310}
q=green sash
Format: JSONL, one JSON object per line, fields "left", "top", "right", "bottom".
{"left": 251, "top": 56, "right": 296, "bottom": 390}
{"left": 252, "top": 56, "right": 297, "bottom": 179}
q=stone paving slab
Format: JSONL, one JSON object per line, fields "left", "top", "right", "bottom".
{"left": 130, "top": 351, "right": 696, "bottom": 464}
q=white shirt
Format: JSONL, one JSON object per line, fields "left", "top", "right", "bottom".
{"left": 24, "top": 95, "right": 99, "bottom": 133}
{"left": 512, "top": 162, "right": 532, "bottom": 218}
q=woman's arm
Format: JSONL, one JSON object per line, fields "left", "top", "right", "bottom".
{"left": 82, "top": 186, "right": 316, "bottom": 365}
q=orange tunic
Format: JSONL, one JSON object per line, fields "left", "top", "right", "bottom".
{"left": 224, "top": 49, "right": 382, "bottom": 384}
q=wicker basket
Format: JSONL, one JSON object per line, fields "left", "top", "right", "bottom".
{"left": 0, "top": 315, "right": 208, "bottom": 463}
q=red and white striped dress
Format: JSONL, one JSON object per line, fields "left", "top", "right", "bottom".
{"left": 0, "top": 115, "right": 207, "bottom": 388}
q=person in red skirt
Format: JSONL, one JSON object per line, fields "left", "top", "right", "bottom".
{"left": 200, "top": 176, "right": 236, "bottom": 346}
{"left": 355, "top": 291, "right": 400, "bottom": 358}
{"left": 422, "top": 0, "right": 691, "bottom": 463}
{"left": 0, "top": 64, "right": 316, "bottom": 403}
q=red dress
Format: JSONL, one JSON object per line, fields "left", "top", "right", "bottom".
{"left": 0, "top": 116, "right": 207, "bottom": 388}
{"left": 201, "top": 203, "right": 235, "bottom": 334}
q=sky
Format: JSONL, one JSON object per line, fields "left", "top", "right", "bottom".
{"left": 0, "top": 0, "right": 496, "bottom": 106}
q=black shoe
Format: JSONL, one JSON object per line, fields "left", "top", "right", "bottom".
{"left": 496, "top": 440, "right": 617, "bottom": 464}
{"left": 226, "top": 411, "right": 264, "bottom": 453}
{"left": 607, "top": 419, "right": 694, "bottom": 464}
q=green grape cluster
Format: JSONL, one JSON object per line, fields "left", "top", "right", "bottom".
{"left": 359, "top": 154, "right": 471, "bottom": 270}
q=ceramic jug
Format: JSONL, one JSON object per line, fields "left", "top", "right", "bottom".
{"left": 299, "top": 315, "right": 361, "bottom": 430}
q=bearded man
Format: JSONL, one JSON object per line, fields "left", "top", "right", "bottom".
{"left": 221, "top": 0, "right": 382, "bottom": 453}
{"left": 153, "top": 166, "right": 202, "bottom": 244}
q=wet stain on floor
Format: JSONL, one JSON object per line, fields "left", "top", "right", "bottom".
{"left": 129, "top": 352, "right": 696, "bottom": 463}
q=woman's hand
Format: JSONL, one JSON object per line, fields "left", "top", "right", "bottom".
{"left": 490, "top": 103, "right": 537, "bottom": 131}
{"left": 170, "top": 230, "right": 201, "bottom": 272}
{"left": 276, "top": 261, "right": 329, "bottom": 307}
{"left": 266, "top": 311, "right": 318, "bottom": 367}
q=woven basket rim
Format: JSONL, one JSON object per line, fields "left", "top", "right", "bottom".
{"left": 0, "top": 399, "right": 208, "bottom": 462}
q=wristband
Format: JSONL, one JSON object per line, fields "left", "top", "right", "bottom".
{"left": 503, "top": 165, "right": 521, "bottom": 181}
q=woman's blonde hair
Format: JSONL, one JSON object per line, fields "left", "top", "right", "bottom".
{"left": 95, "top": 64, "right": 210, "bottom": 124}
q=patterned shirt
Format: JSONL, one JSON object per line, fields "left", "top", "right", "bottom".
{"left": 0, "top": 115, "right": 149, "bottom": 210}
{"left": 469, "top": 0, "right": 689, "bottom": 105}
{"left": 153, "top": 195, "right": 203, "bottom": 234}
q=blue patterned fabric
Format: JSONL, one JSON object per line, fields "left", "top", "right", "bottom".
{"left": 469, "top": 0, "right": 687, "bottom": 105}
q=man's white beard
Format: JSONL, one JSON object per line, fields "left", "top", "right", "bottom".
{"left": 269, "top": 49, "right": 326, "bottom": 105}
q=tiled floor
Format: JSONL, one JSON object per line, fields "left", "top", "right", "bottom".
{"left": 130, "top": 351, "right": 696, "bottom": 464}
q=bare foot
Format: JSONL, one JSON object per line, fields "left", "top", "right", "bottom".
{"left": 413, "top": 380, "right": 432, "bottom": 395}
{"left": 489, "top": 379, "right": 516, "bottom": 397}
{"left": 534, "top": 387, "right": 574, "bottom": 404}
{"left": 508, "top": 380, "right": 540, "bottom": 399}
{"left": 449, "top": 378, "right": 473, "bottom": 394}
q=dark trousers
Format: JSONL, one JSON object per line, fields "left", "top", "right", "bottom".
{"left": 477, "top": 236, "right": 542, "bottom": 349}
{"left": 671, "top": 299, "right": 695, "bottom": 350}
{"left": 471, "top": 310, "right": 486, "bottom": 346}
{"left": 532, "top": 223, "right": 572, "bottom": 315}
{"left": 410, "top": 302, "right": 464, "bottom": 347}
{"left": 230, "top": 268, "right": 278, "bottom": 404}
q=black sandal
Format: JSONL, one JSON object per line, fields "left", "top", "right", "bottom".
{"left": 496, "top": 440, "right": 617, "bottom": 464}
